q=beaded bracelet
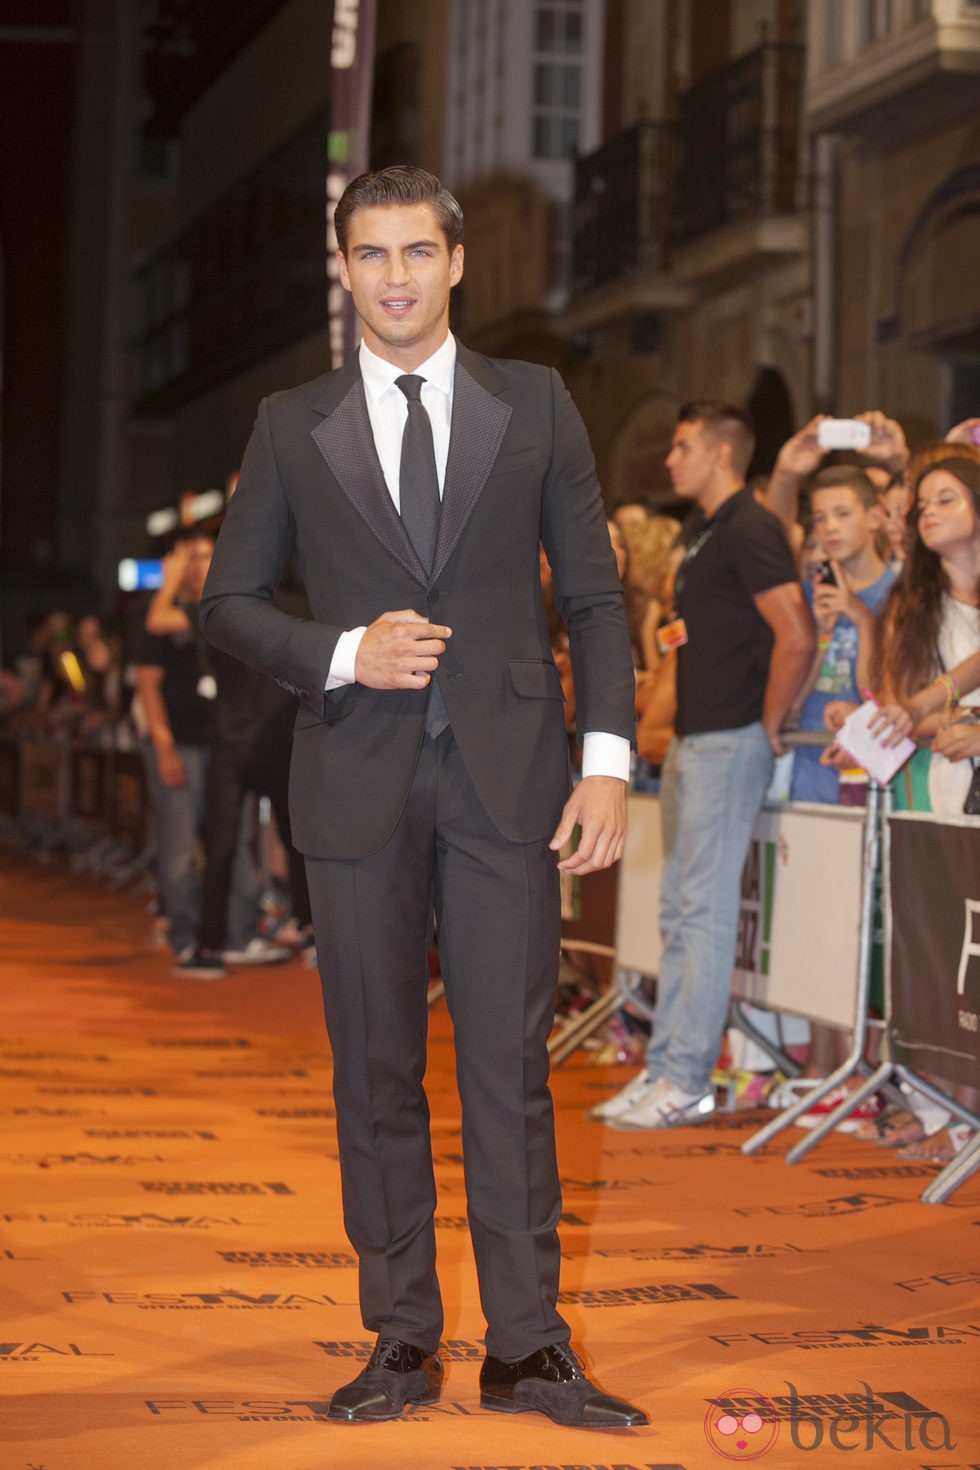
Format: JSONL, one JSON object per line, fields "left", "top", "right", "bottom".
{"left": 935, "top": 671, "right": 959, "bottom": 706}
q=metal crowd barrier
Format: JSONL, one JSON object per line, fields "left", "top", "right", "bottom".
{"left": 616, "top": 786, "right": 897, "bottom": 1128}
{"left": 739, "top": 780, "right": 896, "bottom": 1161}
{"left": 741, "top": 786, "right": 980, "bottom": 1201}
{"left": 875, "top": 802, "right": 979, "bottom": 1203}
{"left": 0, "top": 727, "right": 155, "bottom": 892}
{"left": 576, "top": 731, "right": 979, "bottom": 1200}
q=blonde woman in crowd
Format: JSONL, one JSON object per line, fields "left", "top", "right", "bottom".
{"left": 622, "top": 514, "right": 683, "bottom": 672}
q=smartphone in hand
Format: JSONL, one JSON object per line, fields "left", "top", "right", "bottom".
{"left": 816, "top": 418, "right": 872, "bottom": 451}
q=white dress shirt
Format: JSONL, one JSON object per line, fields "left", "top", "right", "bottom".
{"left": 325, "top": 333, "right": 629, "bottom": 781}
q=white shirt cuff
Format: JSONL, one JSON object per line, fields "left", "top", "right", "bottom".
{"left": 581, "top": 731, "right": 631, "bottom": 781}
{"left": 325, "top": 627, "right": 367, "bottom": 691}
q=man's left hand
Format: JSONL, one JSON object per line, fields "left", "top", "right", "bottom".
{"left": 549, "top": 776, "right": 627, "bottom": 874}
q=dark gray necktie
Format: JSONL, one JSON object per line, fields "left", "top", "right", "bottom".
{"left": 396, "top": 374, "right": 440, "bottom": 574}
{"left": 395, "top": 373, "right": 449, "bottom": 738}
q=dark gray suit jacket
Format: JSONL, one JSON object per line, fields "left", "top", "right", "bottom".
{"left": 199, "top": 342, "right": 635, "bottom": 859}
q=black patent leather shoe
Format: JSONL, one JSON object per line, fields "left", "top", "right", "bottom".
{"left": 328, "top": 1337, "right": 444, "bottom": 1422}
{"left": 480, "top": 1342, "right": 648, "bottom": 1428}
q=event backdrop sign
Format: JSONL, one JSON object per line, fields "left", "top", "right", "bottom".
{"left": 889, "top": 810, "right": 980, "bottom": 1090}
{"left": 326, "top": 0, "right": 377, "bottom": 366}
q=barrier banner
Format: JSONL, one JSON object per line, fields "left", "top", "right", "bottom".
{"left": 109, "top": 750, "right": 150, "bottom": 849}
{"left": 19, "top": 741, "right": 68, "bottom": 820}
{"left": 71, "top": 746, "right": 108, "bottom": 825}
{"left": 0, "top": 737, "right": 18, "bottom": 816}
{"left": 889, "top": 811, "right": 980, "bottom": 1089}
{"left": 326, "top": 0, "right": 376, "bottom": 366}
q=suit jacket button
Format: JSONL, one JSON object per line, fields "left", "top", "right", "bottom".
{"left": 427, "top": 587, "right": 440, "bottom": 603}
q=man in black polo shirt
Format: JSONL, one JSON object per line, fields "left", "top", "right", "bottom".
{"left": 591, "top": 400, "right": 814, "bottom": 1128}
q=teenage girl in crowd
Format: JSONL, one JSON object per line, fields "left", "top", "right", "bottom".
{"left": 862, "top": 451, "right": 980, "bottom": 1161}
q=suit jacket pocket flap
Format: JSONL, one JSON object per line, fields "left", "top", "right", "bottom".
{"left": 296, "top": 689, "right": 354, "bottom": 729}
{"left": 509, "top": 659, "right": 564, "bottom": 700}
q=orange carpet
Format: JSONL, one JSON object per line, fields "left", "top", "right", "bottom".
{"left": 1, "top": 847, "right": 978, "bottom": 1469}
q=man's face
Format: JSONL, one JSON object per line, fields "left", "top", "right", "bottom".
{"left": 337, "top": 203, "right": 464, "bottom": 369}
{"left": 665, "top": 419, "right": 719, "bottom": 504}
{"left": 810, "top": 486, "right": 878, "bottom": 565}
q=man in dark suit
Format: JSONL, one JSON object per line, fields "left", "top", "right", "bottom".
{"left": 199, "top": 166, "right": 644, "bottom": 1429}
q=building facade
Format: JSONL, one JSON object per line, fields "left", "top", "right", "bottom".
{"left": 2, "top": 0, "right": 978, "bottom": 653}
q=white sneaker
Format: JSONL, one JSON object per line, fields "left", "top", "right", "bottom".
{"left": 587, "top": 1070, "right": 660, "bottom": 1122}
{"left": 899, "top": 1081, "right": 953, "bottom": 1137}
{"left": 612, "top": 1076, "right": 716, "bottom": 1130}
{"left": 222, "top": 936, "right": 292, "bottom": 966}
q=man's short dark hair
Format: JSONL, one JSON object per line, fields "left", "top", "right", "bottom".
{"left": 677, "top": 400, "right": 755, "bottom": 477}
{"left": 809, "top": 464, "right": 878, "bottom": 510}
{"left": 335, "top": 166, "right": 465, "bottom": 256}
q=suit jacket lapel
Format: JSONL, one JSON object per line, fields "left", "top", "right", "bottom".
{"left": 310, "top": 361, "right": 426, "bottom": 582}
{"left": 434, "top": 346, "right": 512, "bottom": 580}
{"left": 309, "top": 345, "right": 514, "bottom": 586}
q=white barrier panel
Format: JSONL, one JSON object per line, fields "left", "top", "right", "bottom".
{"left": 733, "top": 802, "right": 865, "bottom": 1028}
{"left": 616, "top": 794, "right": 866, "bottom": 1030}
{"left": 616, "top": 793, "right": 664, "bottom": 976}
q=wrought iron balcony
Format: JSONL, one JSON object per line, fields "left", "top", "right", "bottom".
{"left": 571, "top": 121, "right": 675, "bottom": 295}
{"left": 571, "top": 43, "right": 806, "bottom": 299}
{"left": 672, "top": 42, "right": 806, "bottom": 247}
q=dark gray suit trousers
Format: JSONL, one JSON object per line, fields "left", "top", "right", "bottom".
{"left": 304, "top": 724, "right": 569, "bottom": 1361}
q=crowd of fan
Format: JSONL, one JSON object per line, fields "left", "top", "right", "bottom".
{"left": 3, "top": 406, "right": 978, "bottom": 1159}
{"left": 2, "top": 606, "right": 132, "bottom": 743}
{"left": 592, "top": 409, "right": 980, "bottom": 1162}
{"left": 604, "top": 412, "right": 980, "bottom": 784}
{"left": 1, "top": 541, "right": 313, "bottom": 978}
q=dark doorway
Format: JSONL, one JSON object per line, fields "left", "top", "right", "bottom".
{"left": 746, "top": 365, "right": 795, "bottom": 479}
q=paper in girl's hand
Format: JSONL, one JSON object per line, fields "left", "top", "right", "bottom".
{"left": 834, "top": 698, "right": 916, "bottom": 785}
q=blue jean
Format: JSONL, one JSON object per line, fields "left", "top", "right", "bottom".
{"left": 144, "top": 742, "right": 257, "bottom": 956}
{"left": 645, "top": 723, "right": 774, "bottom": 1094}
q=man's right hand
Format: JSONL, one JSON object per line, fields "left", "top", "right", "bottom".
{"left": 354, "top": 610, "right": 452, "bottom": 690}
